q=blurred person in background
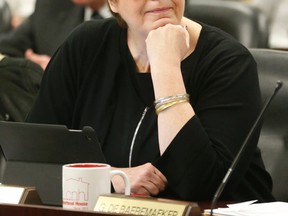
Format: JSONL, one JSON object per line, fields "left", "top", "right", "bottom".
{"left": 251, "top": 0, "right": 282, "bottom": 24}
{"left": 5, "top": 0, "right": 36, "bottom": 28}
{"left": 0, "top": 0, "right": 110, "bottom": 70}
{"left": 219, "top": 0, "right": 282, "bottom": 25}
{"left": 0, "top": 0, "right": 12, "bottom": 33}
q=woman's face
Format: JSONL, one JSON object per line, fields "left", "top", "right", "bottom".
{"left": 108, "top": 0, "right": 185, "bottom": 36}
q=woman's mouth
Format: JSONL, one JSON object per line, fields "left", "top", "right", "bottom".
{"left": 146, "top": 7, "right": 172, "bottom": 14}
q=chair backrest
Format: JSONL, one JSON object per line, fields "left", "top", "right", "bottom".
{"left": 0, "top": 0, "right": 12, "bottom": 33}
{"left": 185, "top": 0, "right": 269, "bottom": 48}
{"left": 0, "top": 56, "right": 43, "bottom": 122}
{"left": 249, "top": 48, "right": 288, "bottom": 201}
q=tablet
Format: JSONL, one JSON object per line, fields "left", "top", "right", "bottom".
{"left": 0, "top": 121, "right": 106, "bottom": 206}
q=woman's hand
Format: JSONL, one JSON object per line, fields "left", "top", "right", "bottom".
{"left": 112, "top": 163, "right": 167, "bottom": 196}
{"left": 25, "top": 49, "right": 51, "bottom": 70}
{"left": 145, "top": 24, "right": 190, "bottom": 69}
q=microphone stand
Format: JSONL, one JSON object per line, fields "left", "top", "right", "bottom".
{"left": 210, "top": 80, "right": 283, "bottom": 216}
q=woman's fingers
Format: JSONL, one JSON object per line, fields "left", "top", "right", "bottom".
{"left": 112, "top": 163, "right": 168, "bottom": 196}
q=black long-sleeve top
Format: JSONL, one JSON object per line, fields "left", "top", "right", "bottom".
{"left": 26, "top": 18, "right": 275, "bottom": 202}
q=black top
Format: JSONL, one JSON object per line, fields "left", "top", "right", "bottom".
{"left": 26, "top": 18, "right": 274, "bottom": 202}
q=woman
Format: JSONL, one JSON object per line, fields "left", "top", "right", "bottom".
{"left": 26, "top": 0, "right": 274, "bottom": 202}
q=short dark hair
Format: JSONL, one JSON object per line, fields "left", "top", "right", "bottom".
{"left": 107, "top": 2, "right": 127, "bottom": 28}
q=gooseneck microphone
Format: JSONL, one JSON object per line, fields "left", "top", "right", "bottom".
{"left": 210, "top": 80, "right": 283, "bottom": 216}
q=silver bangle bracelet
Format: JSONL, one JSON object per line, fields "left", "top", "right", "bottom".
{"left": 154, "top": 93, "right": 190, "bottom": 108}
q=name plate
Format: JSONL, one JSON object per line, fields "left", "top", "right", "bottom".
{"left": 0, "top": 184, "right": 42, "bottom": 205}
{"left": 94, "top": 194, "right": 202, "bottom": 216}
{"left": 0, "top": 53, "right": 5, "bottom": 61}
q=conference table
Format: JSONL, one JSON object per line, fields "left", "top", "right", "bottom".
{"left": 0, "top": 200, "right": 228, "bottom": 216}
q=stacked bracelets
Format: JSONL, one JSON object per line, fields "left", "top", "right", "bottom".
{"left": 154, "top": 93, "right": 190, "bottom": 115}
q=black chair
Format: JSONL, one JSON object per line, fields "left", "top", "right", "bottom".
{"left": 0, "top": 0, "right": 12, "bottom": 34}
{"left": 0, "top": 57, "right": 43, "bottom": 122}
{"left": 185, "top": 0, "right": 269, "bottom": 48}
{"left": 250, "top": 48, "right": 288, "bottom": 201}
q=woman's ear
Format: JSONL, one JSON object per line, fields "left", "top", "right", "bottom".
{"left": 107, "top": 0, "right": 118, "bottom": 13}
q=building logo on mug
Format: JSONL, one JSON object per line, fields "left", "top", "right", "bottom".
{"left": 63, "top": 177, "right": 90, "bottom": 207}
{"left": 62, "top": 163, "right": 130, "bottom": 211}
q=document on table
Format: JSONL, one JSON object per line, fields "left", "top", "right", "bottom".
{"left": 0, "top": 184, "right": 25, "bottom": 204}
{"left": 204, "top": 200, "right": 288, "bottom": 216}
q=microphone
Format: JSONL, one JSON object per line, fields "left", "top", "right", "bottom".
{"left": 209, "top": 80, "right": 283, "bottom": 216}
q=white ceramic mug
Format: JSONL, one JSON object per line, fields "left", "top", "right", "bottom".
{"left": 62, "top": 163, "right": 130, "bottom": 211}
